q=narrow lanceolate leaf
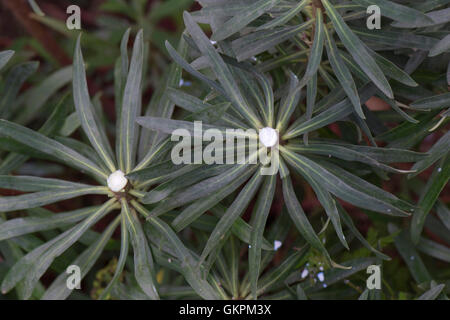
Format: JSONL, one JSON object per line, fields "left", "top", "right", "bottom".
{"left": 324, "top": 27, "right": 363, "bottom": 118}
{"left": 0, "top": 186, "right": 109, "bottom": 213}
{"left": 256, "top": 0, "right": 308, "bottom": 30}
{"left": 322, "top": 0, "right": 393, "bottom": 98}
{"left": 257, "top": 248, "right": 309, "bottom": 296}
{"left": 436, "top": 202, "right": 450, "bottom": 231}
{"left": 172, "top": 166, "right": 257, "bottom": 232}
{"left": 367, "top": 49, "right": 418, "bottom": 87}
{"left": 301, "top": 9, "right": 324, "bottom": 85}
{"left": 337, "top": 203, "right": 390, "bottom": 260}
{"left": 119, "top": 30, "right": 144, "bottom": 173}
{"left": 281, "top": 147, "right": 410, "bottom": 217}
{"left": 352, "top": 0, "right": 433, "bottom": 25}
{"left": 418, "top": 238, "right": 450, "bottom": 263}
{"left": 183, "top": 12, "right": 263, "bottom": 128}
{"left": 317, "top": 160, "right": 415, "bottom": 213}
{"left": 417, "top": 284, "right": 446, "bottom": 300}
{"left": 0, "top": 61, "right": 39, "bottom": 118}
{"left": 410, "top": 92, "right": 450, "bottom": 110}
{"left": 143, "top": 165, "right": 230, "bottom": 204}
{"left": 0, "top": 50, "right": 14, "bottom": 71}
{"left": 73, "top": 34, "right": 116, "bottom": 173}
{"left": 392, "top": 7, "right": 450, "bottom": 28}
{"left": 281, "top": 175, "right": 331, "bottom": 263}
{"left": 392, "top": 228, "right": 432, "bottom": 284}
{"left": 409, "top": 131, "right": 450, "bottom": 177}
{"left": 99, "top": 208, "right": 129, "bottom": 300}
{"left": 286, "top": 143, "right": 414, "bottom": 174}
{"left": 133, "top": 201, "right": 220, "bottom": 300}
{"left": 122, "top": 199, "right": 159, "bottom": 300}
{"left": 139, "top": 36, "right": 187, "bottom": 162}
{"left": 42, "top": 215, "right": 120, "bottom": 300}
{"left": 429, "top": 35, "right": 450, "bottom": 57}
{"left": 0, "top": 206, "right": 99, "bottom": 241}
{"left": 0, "top": 175, "right": 91, "bottom": 192}
{"left": 1, "top": 199, "right": 116, "bottom": 298}
{"left": 211, "top": 0, "right": 281, "bottom": 41}
{"left": 0, "top": 120, "right": 108, "bottom": 181}
{"left": 232, "top": 20, "right": 314, "bottom": 62}
{"left": 200, "top": 170, "right": 264, "bottom": 263}
{"left": 0, "top": 93, "right": 70, "bottom": 175}
{"left": 276, "top": 71, "right": 302, "bottom": 133}
{"left": 249, "top": 173, "right": 276, "bottom": 299}
{"left": 411, "top": 156, "right": 450, "bottom": 244}
{"left": 352, "top": 28, "right": 439, "bottom": 51}
{"left": 283, "top": 83, "right": 377, "bottom": 139}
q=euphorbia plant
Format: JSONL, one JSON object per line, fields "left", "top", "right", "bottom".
{"left": 0, "top": 0, "right": 448, "bottom": 301}
{"left": 0, "top": 30, "right": 221, "bottom": 300}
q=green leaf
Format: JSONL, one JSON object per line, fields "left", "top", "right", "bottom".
{"left": 352, "top": 0, "right": 433, "bottom": 25}
{"left": 256, "top": 0, "right": 308, "bottom": 30}
{"left": 0, "top": 175, "right": 93, "bottom": 192}
{"left": 139, "top": 36, "right": 187, "bottom": 164}
{"left": 0, "top": 61, "right": 39, "bottom": 118}
{"left": 0, "top": 206, "right": 99, "bottom": 241}
{"left": 42, "top": 215, "right": 120, "bottom": 300}
{"left": 283, "top": 83, "right": 377, "bottom": 139}
{"left": 257, "top": 247, "right": 308, "bottom": 296}
{"left": 73, "top": 34, "right": 116, "bottom": 173}
{"left": 249, "top": 173, "right": 276, "bottom": 299}
{"left": 200, "top": 170, "right": 264, "bottom": 262}
{"left": 183, "top": 11, "right": 263, "bottom": 128}
{"left": 133, "top": 201, "right": 220, "bottom": 300}
{"left": 337, "top": 203, "right": 390, "bottom": 260}
{"left": 143, "top": 164, "right": 231, "bottom": 204}
{"left": 367, "top": 48, "right": 418, "bottom": 88}
{"left": 301, "top": 9, "right": 324, "bottom": 85}
{"left": 122, "top": 199, "right": 159, "bottom": 300}
{"left": 411, "top": 156, "right": 450, "bottom": 244}
{"left": 280, "top": 173, "right": 331, "bottom": 263}
{"left": 392, "top": 7, "right": 450, "bottom": 28}
{"left": 286, "top": 143, "right": 414, "bottom": 174}
{"left": 1, "top": 199, "right": 116, "bottom": 298}
{"left": 17, "top": 66, "right": 72, "bottom": 125}
{"left": 171, "top": 166, "right": 257, "bottom": 231}
{"left": 0, "top": 120, "right": 108, "bottom": 181}
{"left": 232, "top": 20, "right": 314, "bottom": 62}
{"left": 281, "top": 147, "right": 410, "bottom": 217}
{"left": 0, "top": 186, "right": 108, "bottom": 213}
{"left": 322, "top": 0, "right": 393, "bottom": 98}
{"left": 417, "top": 238, "right": 450, "bottom": 263}
{"left": 0, "top": 93, "right": 70, "bottom": 174}
{"left": 410, "top": 92, "right": 450, "bottom": 110}
{"left": 99, "top": 208, "right": 129, "bottom": 300}
{"left": 324, "top": 27, "right": 362, "bottom": 118}
{"left": 409, "top": 131, "right": 450, "bottom": 177}
{"left": 436, "top": 202, "right": 450, "bottom": 231}
{"left": 276, "top": 71, "right": 302, "bottom": 133}
{"left": 352, "top": 28, "right": 439, "bottom": 51}
{"left": 391, "top": 226, "right": 432, "bottom": 284}
{"left": 119, "top": 29, "right": 144, "bottom": 173}
{"left": 429, "top": 34, "right": 450, "bottom": 57}
{"left": 417, "top": 284, "right": 446, "bottom": 300}
{"left": 211, "top": 0, "right": 281, "bottom": 41}
{"left": 0, "top": 50, "right": 14, "bottom": 71}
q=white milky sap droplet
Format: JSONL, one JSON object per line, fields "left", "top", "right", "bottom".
{"left": 301, "top": 269, "right": 309, "bottom": 278}
{"left": 107, "top": 170, "right": 128, "bottom": 192}
{"left": 274, "top": 240, "right": 282, "bottom": 251}
{"left": 259, "top": 127, "right": 278, "bottom": 147}
{"left": 317, "top": 272, "right": 325, "bottom": 282}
